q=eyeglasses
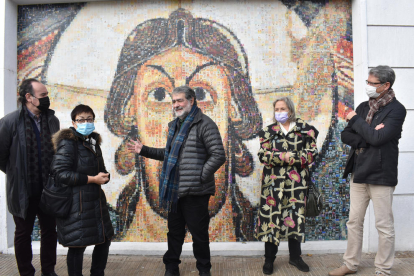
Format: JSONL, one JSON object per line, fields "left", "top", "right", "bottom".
{"left": 75, "top": 118, "right": 94, "bottom": 123}
{"left": 366, "top": 80, "right": 384, "bottom": 86}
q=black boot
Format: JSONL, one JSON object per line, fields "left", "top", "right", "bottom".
{"left": 263, "top": 261, "right": 274, "bottom": 275}
{"left": 289, "top": 257, "right": 309, "bottom": 272}
{"left": 164, "top": 269, "right": 180, "bottom": 276}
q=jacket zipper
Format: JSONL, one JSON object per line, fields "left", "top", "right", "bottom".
{"left": 83, "top": 140, "right": 105, "bottom": 239}
{"left": 99, "top": 189, "right": 105, "bottom": 241}
{"left": 79, "top": 190, "right": 82, "bottom": 215}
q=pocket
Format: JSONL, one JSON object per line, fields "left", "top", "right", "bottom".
{"left": 355, "top": 147, "right": 382, "bottom": 177}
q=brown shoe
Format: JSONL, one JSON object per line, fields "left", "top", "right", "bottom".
{"left": 328, "top": 265, "right": 357, "bottom": 276}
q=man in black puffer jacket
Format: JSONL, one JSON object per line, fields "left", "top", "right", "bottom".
{"left": 129, "top": 86, "right": 225, "bottom": 276}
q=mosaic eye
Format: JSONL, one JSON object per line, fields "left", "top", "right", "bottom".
{"left": 148, "top": 87, "right": 171, "bottom": 102}
{"left": 194, "top": 87, "right": 213, "bottom": 103}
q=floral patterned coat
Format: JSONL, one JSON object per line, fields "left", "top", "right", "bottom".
{"left": 255, "top": 118, "right": 318, "bottom": 245}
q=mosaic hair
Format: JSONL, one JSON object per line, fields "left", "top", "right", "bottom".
{"left": 104, "top": 8, "right": 262, "bottom": 140}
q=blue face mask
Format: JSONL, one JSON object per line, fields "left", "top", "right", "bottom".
{"left": 76, "top": 123, "right": 95, "bottom": 136}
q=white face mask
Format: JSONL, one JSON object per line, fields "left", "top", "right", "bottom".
{"left": 365, "top": 84, "right": 381, "bottom": 98}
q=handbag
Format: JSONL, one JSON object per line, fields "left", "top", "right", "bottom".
{"left": 305, "top": 180, "right": 323, "bottom": 217}
{"left": 40, "top": 141, "right": 77, "bottom": 218}
{"left": 39, "top": 175, "right": 72, "bottom": 218}
{"left": 300, "top": 133, "right": 324, "bottom": 217}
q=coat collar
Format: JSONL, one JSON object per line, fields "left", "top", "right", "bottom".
{"left": 168, "top": 106, "right": 203, "bottom": 127}
{"left": 259, "top": 118, "right": 318, "bottom": 143}
{"left": 52, "top": 127, "right": 102, "bottom": 152}
{"left": 19, "top": 105, "right": 55, "bottom": 118}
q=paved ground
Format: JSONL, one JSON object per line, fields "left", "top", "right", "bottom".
{"left": 1, "top": 252, "right": 414, "bottom": 276}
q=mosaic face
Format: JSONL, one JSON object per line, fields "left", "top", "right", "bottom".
{"left": 18, "top": 0, "right": 354, "bottom": 242}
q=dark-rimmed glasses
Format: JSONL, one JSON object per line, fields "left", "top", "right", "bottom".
{"left": 75, "top": 118, "right": 94, "bottom": 123}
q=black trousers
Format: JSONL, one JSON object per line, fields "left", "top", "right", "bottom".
{"left": 163, "top": 195, "right": 211, "bottom": 273}
{"left": 67, "top": 238, "right": 111, "bottom": 276}
{"left": 264, "top": 239, "right": 302, "bottom": 263}
{"left": 13, "top": 196, "right": 57, "bottom": 276}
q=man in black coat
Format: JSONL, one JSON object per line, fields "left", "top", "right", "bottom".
{"left": 329, "top": 66, "right": 406, "bottom": 276}
{"left": 128, "top": 86, "right": 226, "bottom": 276}
{"left": 0, "top": 79, "right": 60, "bottom": 276}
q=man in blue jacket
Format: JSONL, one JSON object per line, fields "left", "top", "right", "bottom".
{"left": 329, "top": 66, "right": 406, "bottom": 276}
{"left": 0, "top": 79, "right": 60, "bottom": 276}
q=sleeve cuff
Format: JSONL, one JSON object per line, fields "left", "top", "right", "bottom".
{"left": 78, "top": 173, "right": 88, "bottom": 186}
{"left": 348, "top": 114, "right": 360, "bottom": 127}
{"left": 140, "top": 145, "right": 149, "bottom": 157}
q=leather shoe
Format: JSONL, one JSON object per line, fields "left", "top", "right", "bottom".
{"left": 164, "top": 269, "right": 180, "bottom": 276}
{"left": 289, "top": 257, "right": 310, "bottom": 272}
{"left": 263, "top": 261, "right": 274, "bottom": 275}
{"left": 328, "top": 265, "right": 357, "bottom": 276}
{"left": 199, "top": 272, "right": 211, "bottom": 276}
{"left": 41, "top": 273, "right": 58, "bottom": 276}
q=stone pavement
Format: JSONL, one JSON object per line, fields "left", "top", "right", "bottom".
{"left": 1, "top": 252, "right": 414, "bottom": 276}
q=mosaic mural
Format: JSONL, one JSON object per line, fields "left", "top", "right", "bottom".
{"left": 18, "top": 0, "right": 354, "bottom": 242}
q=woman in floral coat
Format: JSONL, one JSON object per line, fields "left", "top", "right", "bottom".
{"left": 256, "top": 97, "right": 318, "bottom": 274}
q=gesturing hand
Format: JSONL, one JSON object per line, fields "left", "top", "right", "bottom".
{"left": 127, "top": 139, "right": 143, "bottom": 154}
{"left": 375, "top": 123, "right": 385, "bottom": 130}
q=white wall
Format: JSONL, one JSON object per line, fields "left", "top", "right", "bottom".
{"left": 0, "top": 0, "right": 18, "bottom": 254}
{"left": 364, "top": 0, "right": 414, "bottom": 252}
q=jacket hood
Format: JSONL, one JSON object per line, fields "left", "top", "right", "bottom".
{"left": 52, "top": 128, "right": 102, "bottom": 152}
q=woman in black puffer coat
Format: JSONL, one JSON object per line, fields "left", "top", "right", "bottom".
{"left": 50, "top": 104, "right": 113, "bottom": 276}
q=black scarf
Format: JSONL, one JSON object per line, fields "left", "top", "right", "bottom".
{"left": 24, "top": 108, "right": 54, "bottom": 196}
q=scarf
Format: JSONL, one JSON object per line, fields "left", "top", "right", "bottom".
{"left": 366, "top": 89, "right": 395, "bottom": 125}
{"left": 159, "top": 105, "right": 199, "bottom": 212}
{"left": 24, "top": 108, "right": 54, "bottom": 197}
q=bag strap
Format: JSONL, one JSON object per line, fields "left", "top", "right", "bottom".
{"left": 300, "top": 133, "right": 316, "bottom": 192}
{"left": 49, "top": 137, "right": 78, "bottom": 180}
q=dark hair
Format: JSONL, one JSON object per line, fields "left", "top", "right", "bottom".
{"left": 71, "top": 104, "right": 95, "bottom": 121}
{"left": 104, "top": 8, "right": 262, "bottom": 140}
{"left": 172, "top": 86, "right": 197, "bottom": 106}
{"left": 18, "top": 78, "right": 40, "bottom": 105}
{"left": 369, "top": 65, "right": 396, "bottom": 88}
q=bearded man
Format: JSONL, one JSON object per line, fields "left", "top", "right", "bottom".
{"left": 128, "top": 85, "right": 226, "bottom": 276}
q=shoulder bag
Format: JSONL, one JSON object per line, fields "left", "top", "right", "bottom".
{"left": 40, "top": 140, "right": 77, "bottom": 218}
{"left": 300, "top": 133, "right": 323, "bottom": 217}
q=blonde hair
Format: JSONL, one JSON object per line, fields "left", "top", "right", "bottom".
{"left": 273, "top": 96, "right": 296, "bottom": 123}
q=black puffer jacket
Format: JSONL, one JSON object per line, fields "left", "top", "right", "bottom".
{"left": 342, "top": 98, "right": 406, "bottom": 186}
{"left": 140, "top": 110, "right": 226, "bottom": 197}
{"left": 50, "top": 128, "right": 114, "bottom": 247}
